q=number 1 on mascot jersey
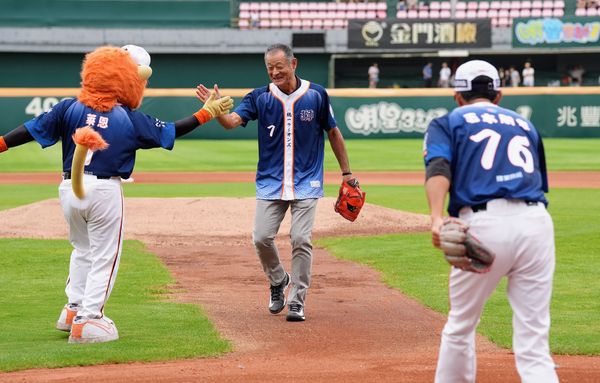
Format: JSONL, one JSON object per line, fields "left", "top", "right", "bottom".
{"left": 0, "top": 44, "right": 233, "bottom": 344}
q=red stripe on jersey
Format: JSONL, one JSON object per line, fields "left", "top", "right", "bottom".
{"left": 100, "top": 187, "right": 124, "bottom": 315}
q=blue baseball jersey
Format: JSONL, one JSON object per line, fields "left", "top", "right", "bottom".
{"left": 234, "top": 78, "right": 337, "bottom": 200}
{"left": 424, "top": 101, "right": 549, "bottom": 217}
{"left": 24, "top": 98, "right": 176, "bottom": 179}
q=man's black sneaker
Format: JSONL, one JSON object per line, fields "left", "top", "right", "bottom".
{"left": 286, "top": 303, "right": 305, "bottom": 322}
{"left": 268, "top": 272, "right": 290, "bottom": 314}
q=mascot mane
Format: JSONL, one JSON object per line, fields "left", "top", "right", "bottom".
{"left": 78, "top": 46, "right": 146, "bottom": 112}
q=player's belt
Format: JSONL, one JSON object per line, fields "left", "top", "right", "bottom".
{"left": 471, "top": 200, "right": 539, "bottom": 213}
{"left": 62, "top": 172, "right": 112, "bottom": 180}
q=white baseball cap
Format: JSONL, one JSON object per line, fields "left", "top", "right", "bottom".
{"left": 121, "top": 44, "right": 151, "bottom": 66}
{"left": 453, "top": 60, "right": 500, "bottom": 92}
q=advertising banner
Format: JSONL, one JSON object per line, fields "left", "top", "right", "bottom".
{"left": 513, "top": 17, "right": 600, "bottom": 48}
{"left": 348, "top": 18, "right": 492, "bottom": 50}
{"left": 1, "top": 91, "right": 600, "bottom": 139}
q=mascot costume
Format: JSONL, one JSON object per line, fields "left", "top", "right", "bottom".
{"left": 0, "top": 45, "right": 232, "bottom": 343}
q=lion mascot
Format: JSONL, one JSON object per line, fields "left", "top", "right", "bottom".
{"left": 0, "top": 44, "right": 232, "bottom": 343}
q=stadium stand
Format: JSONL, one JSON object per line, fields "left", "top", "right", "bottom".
{"left": 237, "top": 0, "right": 568, "bottom": 30}
{"left": 238, "top": 1, "right": 387, "bottom": 29}
{"left": 396, "top": 0, "right": 565, "bottom": 27}
{"left": 575, "top": 0, "right": 600, "bottom": 16}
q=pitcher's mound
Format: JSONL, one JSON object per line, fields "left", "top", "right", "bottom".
{"left": 0, "top": 197, "right": 429, "bottom": 241}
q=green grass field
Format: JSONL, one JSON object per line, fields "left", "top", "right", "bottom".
{"left": 0, "top": 240, "right": 230, "bottom": 372}
{"left": 0, "top": 139, "right": 599, "bottom": 371}
{"left": 3, "top": 138, "right": 600, "bottom": 172}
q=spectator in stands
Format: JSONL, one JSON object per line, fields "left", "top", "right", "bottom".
{"left": 407, "top": 0, "right": 418, "bottom": 10}
{"left": 397, "top": 1, "right": 407, "bottom": 11}
{"left": 423, "top": 63, "right": 433, "bottom": 88}
{"left": 504, "top": 68, "right": 512, "bottom": 87}
{"left": 250, "top": 10, "right": 260, "bottom": 29}
{"left": 368, "top": 63, "right": 380, "bottom": 88}
{"left": 522, "top": 62, "right": 535, "bottom": 87}
{"left": 438, "top": 62, "right": 451, "bottom": 88}
{"left": 510, "top": 66, "right": 521, "bottom": 87}
{"left": 498, "top": 67, "right": 507, "bottom": 87}
{"left": 570, "top": 65, "right": 585, "bottom": 86}
{"left": 578, "top": 0, "right": 597, "bottom": 9}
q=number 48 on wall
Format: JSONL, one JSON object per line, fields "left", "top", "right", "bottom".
{"left": 25, "top": 97, "right": 68, "bottom": 117}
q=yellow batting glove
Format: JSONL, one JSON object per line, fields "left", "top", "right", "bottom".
{"left": 194, "top": 92, "right": 234, "bottom": 124}
{"left": 203, "top": 92, "right": 233, "bottom": 118}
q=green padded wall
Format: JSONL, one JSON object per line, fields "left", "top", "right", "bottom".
{"left": 1, "top": 0, "right": 230, "bottom": 28}
{"left": 0, "top": 52, "right": 330, "bottom": 88}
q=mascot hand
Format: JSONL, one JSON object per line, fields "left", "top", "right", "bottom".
{"left": 202, "top": 92, "right": 233, "bottom": 118}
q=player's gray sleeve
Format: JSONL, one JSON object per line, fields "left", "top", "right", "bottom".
{"left": 425, "top": 157, "right": 451, "bottom": 181}
{"left": 2, "top": 124, "right": 34, "bottom": 148}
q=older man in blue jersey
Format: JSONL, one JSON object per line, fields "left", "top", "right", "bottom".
{"left": 423, "top": 60, "right": 559, "bottom": 382}
{"left": 197, "top": 43, "right": 355, "bottom": 322}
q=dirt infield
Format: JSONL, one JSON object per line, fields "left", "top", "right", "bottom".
{"left": 0, "top": 173, "right": 599, "bottom": 382}
{"left": 1, "top": 170, "right": 599, "bottom": 188}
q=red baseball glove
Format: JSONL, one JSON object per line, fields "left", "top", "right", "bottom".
{"left": 334, "top": 178, "right": 366, "bottom": 222}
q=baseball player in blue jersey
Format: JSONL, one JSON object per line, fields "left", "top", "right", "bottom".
{"left": 424, "top": 60, "right": 559, "bottom": 382}
{"left": 0, "top": 45, "right": 233, "bottom": 343}
{"left": 197, "top": 43, "right": 355, "bottom": 322}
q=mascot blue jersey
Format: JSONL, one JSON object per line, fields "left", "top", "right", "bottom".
{"left": 24, "top": 98, "right": 176, "bottom": 179}
{"left": 424, "top": 101, "right": 549, "bottom": 217}
{"left": 235, "top": 78, "right": 337, "bottom": 200}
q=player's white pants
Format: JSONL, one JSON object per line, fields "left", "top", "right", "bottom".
{"left": 435, "top": 199, "right": 559, "bottom": 383}
{"left": 59, "top": 175, "right": 124, "bottom": 319}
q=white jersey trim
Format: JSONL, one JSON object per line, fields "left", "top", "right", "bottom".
{"left": 269, "top": 79, "right": 311, "bottom": 200}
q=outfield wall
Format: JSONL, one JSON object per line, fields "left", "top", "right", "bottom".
{"left": 1, "top": 87, "right": 600, "bottom": 138}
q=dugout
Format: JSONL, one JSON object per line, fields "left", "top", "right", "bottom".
{"left": 333, "top": 53, "right": 600, "bottom": 89}
{"left": 1, "top": 50, "right": 599, "bottom": 91}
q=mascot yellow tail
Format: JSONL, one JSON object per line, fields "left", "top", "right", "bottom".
{"left": 71, "top": 127, "right": 109, "bottom": 199}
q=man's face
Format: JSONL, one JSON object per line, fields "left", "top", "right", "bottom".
{"left": 265, "top": 50, "right": 297, "bottom": 88}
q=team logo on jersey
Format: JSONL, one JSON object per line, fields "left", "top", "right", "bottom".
{"left": 154, "top": 118, "right": 166, "bottom": 128}
{"left": 300, "top": 109, "right": 315, "bottom": 122}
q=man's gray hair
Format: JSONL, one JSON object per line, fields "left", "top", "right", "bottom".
{"left": 265, "top": 44, "right": 294, "bottom": 62}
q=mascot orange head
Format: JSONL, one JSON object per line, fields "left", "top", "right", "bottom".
{"left": 78, "top": 45, "right": 152, "bottom": 112}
